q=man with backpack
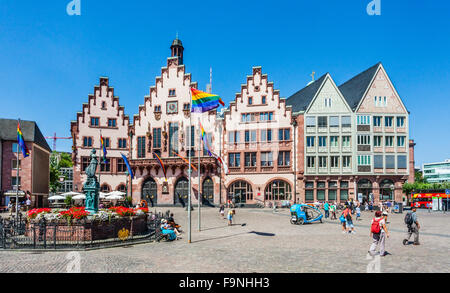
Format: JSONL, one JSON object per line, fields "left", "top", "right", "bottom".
{"left": 403, "top": 207, "right": 420, "bottom": 245}
{"left": 369, "top": 211, "right": 389, "bottom": 256}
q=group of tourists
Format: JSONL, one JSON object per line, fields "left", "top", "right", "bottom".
{"left": 159, "top": 212, "right": 183, "bottom": 241}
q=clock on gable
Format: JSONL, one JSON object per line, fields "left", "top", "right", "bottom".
{"left": 167, "top": 101, "right": 178, "bottom": 114}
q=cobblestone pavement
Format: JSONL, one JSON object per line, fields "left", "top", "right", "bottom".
{"left": 0, "top": 208, "right": 449, "bottom": 273}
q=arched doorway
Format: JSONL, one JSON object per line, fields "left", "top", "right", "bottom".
{"left": 227, "top": 181, "right": 252, "bottom": 205}
{"left": 265, "top": 180, "right": 292, "bottom": 201}
{"left": 174, "top": 177, "right": 189, "bottom": 207}
{"left": 202, "top": 177, "right": 214, "bottom": 206}
{"left": 142, "top": 177, "right": 158, "bottom": 207}
{"left": 379, "top": 179, "right": 395, "bottom": 201}
{"left": 357, "top": 179, "right": 373, "bottom": 204}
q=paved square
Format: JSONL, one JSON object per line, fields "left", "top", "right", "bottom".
{"left": 0, "top": 208, "right": 449, "bottom": 273}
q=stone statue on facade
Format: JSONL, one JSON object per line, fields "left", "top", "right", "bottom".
{"left": 83, "top": 149, "right": 100, "bottom": 214}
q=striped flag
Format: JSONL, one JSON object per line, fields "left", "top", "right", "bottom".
{"left": 100, "top": 135, "right": 108, "bottom": 163}
{"left": 153, "top": 152, "right": 167, "bottom": 181}
{"left": 199, "top": 122, "right": 212, "bottom": 157}
{"left": 120, "top": 153, "right": 134, "bottom": 179}
{"left": 191, "top": 88, "right": 224, "bottom": 113}
{"left": 17, "top": 120, "right": 30, "bottom": 158}
{"left": 172, "top": 150, "right": 197, "bottom": 171}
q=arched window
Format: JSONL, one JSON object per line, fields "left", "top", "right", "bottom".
{"left": 100, "top": 184, "right": 111, "bottom": 193}
{"left": 227, "top": 181, "right": 253, "bottom": 204}
{"left": 117, "top": 184, "right": 126, "bottom": 192}
{"left": 379, "top": 179, "right": 395, "bottom": 201}
{"left": 265, "top": 180, "right": 292, "bottom": 201}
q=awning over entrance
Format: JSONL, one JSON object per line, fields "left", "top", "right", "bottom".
{"left": 3, "top": 190, "right": 26, "bottom": 197}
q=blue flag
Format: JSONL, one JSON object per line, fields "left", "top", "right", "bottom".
{"left": 121, "top": 153, "right": 134, "bottom": 179}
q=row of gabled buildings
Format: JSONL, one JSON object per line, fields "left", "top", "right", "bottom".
{"left": 70, "top": 38, "right": 415, "bottom": 207}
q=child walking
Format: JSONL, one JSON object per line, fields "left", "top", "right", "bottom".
{"left": 227, "top": 209, "right": 235, "bottom": 226}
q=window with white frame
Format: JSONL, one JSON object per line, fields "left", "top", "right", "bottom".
{"left": 342, "top": 136, "right": 351, "bottom": 147}
{"left": 385, "top": 136, "right": 394, "bottom": 147}
{"left": 342, "top": 156, "right": 351, "bottom": 168}
{"left": 397, "top": 136, "right": 406, "bottom": 147}
{"left": 307, "top": 156, "right": 316, "bottom": 168}
{"left": 318, "top": 116, "right": 328, "bottom": 128}
{"left": 307, "top": 136, "right": 315, "bottom": 147}
{"left": 374, "top": 136, "right": 382, "bottom": 147}
{"left": 330, "top": 156, "right": 339, "bottom": 168}
{"left": 385, "top": 116, "right": 393, "bottom": 127}
{"left": 330, "top": 116, "right": 339, "bottom": 127}
{"left": 357, "top": 115, "right": 370, "bottom": 125}
{"left": 358, "top": 155, "right": 371, "bottom": 166}
{"left": 261, "top": 152, "right": 273, "bottom": 167}
{"left": 318, "top": 136, "right": 327, "bottom": 147}
{"left": 397, "top": 117, "right": 405, "bottom": 128}
{"left": 324, "top": 97, "right": 332, "bottom": 107}
{"left": 330, "top": 136, "right": 339, "bottom": 147}
{"left": 373, "top": 116, "right": 382, "bottom": 127}
{"left": 319, "top": 156, "right": 327, "bottom": 168}
{"left": 357, "top": 135, "right": 371, "bottom": 145}
{"left": 306, "top": 116, "right": 316, "bottom": 127}
{"left": 341, "top": 116, "right": 351, "bottom": 127}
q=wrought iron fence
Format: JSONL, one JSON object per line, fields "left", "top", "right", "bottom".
{"left": 0, "top": 211, "right": 169, "bottom": 250}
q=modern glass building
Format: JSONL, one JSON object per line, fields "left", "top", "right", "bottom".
{"left": 423, "top": 159, "right": 450, "bottom": 183}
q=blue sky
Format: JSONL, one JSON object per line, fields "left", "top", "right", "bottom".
{"left": 0, "top": 0, "right": 449, "bottom": 168}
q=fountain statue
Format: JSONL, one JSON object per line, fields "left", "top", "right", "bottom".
{"left": 83, "top": 149, "right": 100, "bottom": 214}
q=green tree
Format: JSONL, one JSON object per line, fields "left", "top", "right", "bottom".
{"left": 49, "top": 152, "right": 74, "bottom": 193}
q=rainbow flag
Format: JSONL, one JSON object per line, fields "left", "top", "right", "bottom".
{"left": 200, "top": 123, "right": 212, "bottom": 156}
{"left": 153, "top": 152, "right": 167, "bottom": 181}
{"left": 191, "top": 88, "right": 225, "bottom": 113}
{"left": 172, "top": 150, "right": 197, "bottom": 171}
{"left": 17, "top": 121, "right": 30, "bottom": 158}
{"left": 100, "top": 135, "right": 108, "bottom": 163}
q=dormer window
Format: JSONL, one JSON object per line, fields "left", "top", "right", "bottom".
{"left": 169, "top": 89, "right": 176, "bottom": 97}
{"left": 324, "top": 98, "right": 332, "bottom": 107}
{"left": 154, "top": 105, "right": 162, "bottom": 112}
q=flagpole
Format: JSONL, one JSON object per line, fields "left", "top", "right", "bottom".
{"left": 16, "top": 119, "right": 20, "bottom": 219}
{"left": 99, "top": 130, "right": 102, "bottom": 207}
{"left": 198, "top": 117, "right": 201, "bottom": 232}
{"left": 188, "top": 90, "right": 192, "bottom": 244}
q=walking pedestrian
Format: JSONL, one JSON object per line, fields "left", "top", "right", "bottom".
{"left": 403, "top": 207, "right": 420, "bottom": 245}
{"left": 369, "top": 211, "right": 390, "bottom": 256}
{"left": 227, "top": 209, "right": 235, "bottom": 226}
{"left": 330, "top": 202, "right": 337, "bottom": 220}
{"left": 219, "top": 204, "right": 225, "bottom": 219}
{"left": 343, "top": 205, "right": 355, "bottom": 234}
{"left": 356, "top": 205, "right": 361, "bottom": 220}
{"left": 324, "top": 201, "right": 330, "bottom": 219}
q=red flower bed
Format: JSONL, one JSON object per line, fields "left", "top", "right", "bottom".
{"left": 109, "top": 206, "right": 136, "bottom": 217}
{"left": 59, "top": 207, "right": 89, "bottom": 220}
{"left": 27, "top": 208, "right": 52, "bottom": 219}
